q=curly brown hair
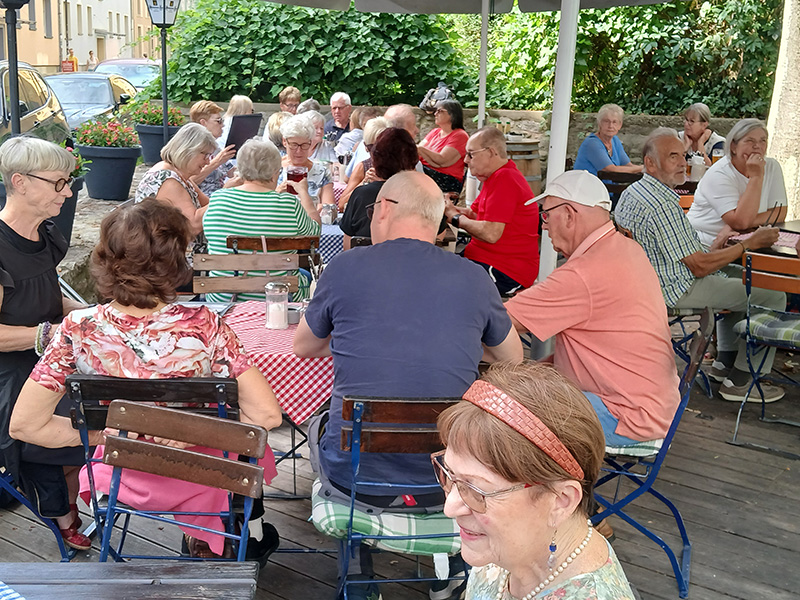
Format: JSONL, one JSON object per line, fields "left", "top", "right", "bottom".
{"left": 91, "top": 197, "right": 193, "bottom": 308}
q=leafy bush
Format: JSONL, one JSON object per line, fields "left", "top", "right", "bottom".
{"left": 76, "top": 119, "right": 139, "bottom": 147}
{"left": 124, "top": 101, "right": 186, "bottom": 126}
{"left": 162, "top": 0, "right": 475, "bottom": 107}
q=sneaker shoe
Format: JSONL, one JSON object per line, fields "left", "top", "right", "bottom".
{"left": 707, "top": 360, "right": 729, "bottom": 383}
{"left": 719, "top": 379, "right": 784, "bottom": 403}
{"left": 429, "top": 555, "right": 468, "bottom": 600}
{"left": 344, "top": 580, "right": 382, "bottom": 600}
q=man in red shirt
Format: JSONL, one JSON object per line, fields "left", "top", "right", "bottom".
{"left": 445, "top": 127, "right": 539, "bottom": 296}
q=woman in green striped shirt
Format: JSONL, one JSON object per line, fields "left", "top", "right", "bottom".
{"left": 203, "top": 138, "right": 321, "bottom": 302}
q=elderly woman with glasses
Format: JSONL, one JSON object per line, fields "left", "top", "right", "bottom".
{"left": 435, "top": 362, "right": 636, "bottom": 600}
{"left": 573, "top": 104, "right": 641, "bottom": 177}
{"left": 277, "top": 114, "right": 334, "bottom": 207}
{"left": 417, "top": 99, "right": 469, "bottom": 194}
{"left": 678, "top": 103, "right": 725, "bottom": 167}
{"left": 204, "top": 138, "right": 321, "bottom": 302}
{"left": 336, "top": 116, "right": 389, "bottom": 211}
{"left": 0, "top": 137, "right": 89, "bottom": 552}
{"left": 688, "top": 118, "right": 788, "bottom": 248}
{"left": 135, "top": 123, "right": 218, "bottom": 250}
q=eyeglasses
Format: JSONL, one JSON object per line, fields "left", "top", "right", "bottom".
{"left": 209, "top": 117, "right": 223, "bottom": 124}
{"left": 365, "top": 197, "right": 399, "bottom": 220}
{"left": 539, "top": 202, "right": 572, "bottom": 223}
{"left": 287, "top": 141, "right": 312, "bottom": 151}
{"left": 365, "top": 144, "right": 374, "bottom": 153}
{"left": 282, "top": 103, "right": 299, "bottom": 111}
{"left": 430, "top": 451, "right": 533, "bottom": 514}
{"left": 26, "top": 173, "right": 74, "bottom": 192}
{"left": 434, "top": 108, "right": 447, "bottom": 115}
{"left": 466, "top": 147, "right": 490, "bottom": 160}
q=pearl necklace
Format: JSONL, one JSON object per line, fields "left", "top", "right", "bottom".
{"left": 495, "top": 519, "right": 593, "bottom": 600}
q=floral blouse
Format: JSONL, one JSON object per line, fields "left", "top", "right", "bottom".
{"left": 30, "top": 303, "right": 252, "bottom": 392}
{"left": 466, "top": 543, "right": 635, "bottom": 600}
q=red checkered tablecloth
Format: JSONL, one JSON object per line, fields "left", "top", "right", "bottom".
{"left": 225, "top": 301, "right": 333, "bottom": 424}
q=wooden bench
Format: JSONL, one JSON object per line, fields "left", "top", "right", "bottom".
{"left": 0, "top": 562, "right": 259, "bottom": 599}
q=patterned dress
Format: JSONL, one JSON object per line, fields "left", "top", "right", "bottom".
{"left": 29, "top": 302, "right": 277, "bottom": 555}
{"left": 466, "top": 543, "right": 635, "bottom": 600}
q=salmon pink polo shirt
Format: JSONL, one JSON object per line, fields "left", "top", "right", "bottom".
{"left": 505, "top": 222, "right": 680, "bottom": 441}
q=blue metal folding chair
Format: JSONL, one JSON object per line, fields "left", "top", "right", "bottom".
{"left": 592, "top": 306, "right": 714, "bottom": 599}
{"left": 311, "top": 396, "right": 466, "bottom": 600}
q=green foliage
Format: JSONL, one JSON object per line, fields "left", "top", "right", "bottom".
{"left": 164, "top": 0, "right": 475, "bottom": 107}
{"left": 452, "top": 0, "right": 781, "bottom": 117}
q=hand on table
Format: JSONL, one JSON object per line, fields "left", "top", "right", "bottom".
{"left": 747, "top": 226, "right": 779, "bottom": 250}
{"left": 710, "top": 224, "right": 739, "bottom": 251}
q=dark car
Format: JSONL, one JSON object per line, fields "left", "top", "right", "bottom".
{"left": 0, "top": 61, "right": 71, "bottom": 145}
{"left": 45, "top": 72, "right": 137, "bottom": 130}
{"left": 94, "top": 58, "right": 160, "bottom": 91}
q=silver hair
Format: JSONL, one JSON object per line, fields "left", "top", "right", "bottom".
{"left": 330, "top": 92, "right": 351, "bottom": 106}
{"left": 280, "top": 114, "right": 315, "bottom": 141}
{"left": 473, "top": 126, "right": 508, "bottom": 160}
{"left": 380, "top": 171, "right": 444, "bottom": 227}
{"left": 684, "top": 102, "right": 711, "bottom": 124}
{"left": 0, "top": 136, "right": 75, "bottom": 194}
{"left": 237, "top": 138, "right": 282, "bottom": 184}
{"left": 297, "top": 98, "right": 320, "bottom": 113}
{"left": 384, "top": 104, "right": 416, "bottom": 131}
{"left": 596, "top": 103, "right": 625, "bottom": 126}
{"left": 642, "top": 127, "right": 680, "bottom": 166}
{"left": 725, "top": 118, "right": 768, "bottom": 158}
{"left": 363, "top": 117, "right": 389, "bottom": 146}
{"left": 301, "top": 110, "right": 325, "bottom": 129}
{"left": 160, "top": 123, "right": 218, "bottom": 172}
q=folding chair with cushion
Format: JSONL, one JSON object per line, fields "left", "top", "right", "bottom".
{"left": 729, "top": 253, "right": 800, "bottom": 458}
{"left": 592, "top": 306, "right": 714, "bottom": 599}
{"left": 310, "top": 396, "right": 465, "bottom": 600}
{"left": 66, "top": 375, "right": 266, "bottom": 562}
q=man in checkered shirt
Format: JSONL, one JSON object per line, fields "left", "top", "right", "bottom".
{"left": 615, "top": 127, "right": 785, "bottom": 403}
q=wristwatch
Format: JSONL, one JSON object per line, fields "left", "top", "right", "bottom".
{"left": 450, "top": 214, "right": 461, "bottom": 228}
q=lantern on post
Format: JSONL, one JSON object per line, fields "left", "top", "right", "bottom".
{"left": 145, "top": 0, "right": 181, "bottom": 144}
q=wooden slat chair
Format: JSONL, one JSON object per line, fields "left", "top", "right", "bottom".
{"left": 593, "top": 306, "right": 714, "bottom": 599}
{"left": 193, "top": 235, "right": 321, "bottom": 300}
{"left": 310, "top": 396, "right": 466, "bottom": 600}
{"left": 729, "top": 253, "right": 800, "bottom": 458}
{"left": 66, "top": 375, "right": 266, "bottom": 562}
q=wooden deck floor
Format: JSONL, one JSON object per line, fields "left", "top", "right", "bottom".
{"left": 2, "top": 363, "right": 800, "bottom": 600}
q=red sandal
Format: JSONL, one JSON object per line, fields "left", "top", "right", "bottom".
{"left": 60, "top": 524, "right": 92, "bottom": 551}
{"left": 69, "top": 503, "right": 82, "bottom": 530}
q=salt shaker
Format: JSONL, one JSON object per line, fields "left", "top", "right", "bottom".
{"left": 265, "top": 282, "right": 289, "bottom": 329}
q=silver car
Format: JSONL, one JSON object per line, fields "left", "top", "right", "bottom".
{"left": 45, "top": 72, "right": 138, "bottom": 130}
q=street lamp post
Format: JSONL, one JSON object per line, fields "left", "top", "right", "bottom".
{"left": 145, "top": 0, "right": 181, "bottom": 145}
{"left": 0, "top": 0, "right": 31, "bottom": 135}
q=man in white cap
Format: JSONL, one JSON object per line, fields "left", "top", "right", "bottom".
{"left": 505, "top": 169, "right": 680, "bottom": 453}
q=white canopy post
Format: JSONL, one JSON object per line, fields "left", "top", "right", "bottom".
{"left": 537, "top": 0, "right": 580, "bottom": 283}
{"left": 478, "top": 0, "right": 489, "bottom": 129}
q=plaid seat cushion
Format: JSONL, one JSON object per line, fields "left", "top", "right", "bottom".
{"left": 310, "top": 479, "right": 461, "bottom": 556}
{"left": 605, "top": 439, "right": 664, "bottom": 457}
{"left": 734, "top": 309, "right": 800, "bottom": 346}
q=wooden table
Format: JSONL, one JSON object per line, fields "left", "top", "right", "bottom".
{"left": 0, "top": 562, "right": 259, "bottom": 600}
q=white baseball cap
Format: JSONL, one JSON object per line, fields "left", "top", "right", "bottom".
{"left": 526, "top": 170, "right": 612, "bottom": 211}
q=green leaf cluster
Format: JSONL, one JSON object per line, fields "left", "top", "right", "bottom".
{"left": 447, "top": 0, "right": 782, "bottom": 118}
{"left": 160, "top": 0, "right": 475, "bottom": 107}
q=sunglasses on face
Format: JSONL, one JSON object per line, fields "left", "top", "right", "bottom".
{"left": 430, "top": 450, "right": 533, "bottom": 514}
{"left": 26, "top": 173, "right": 74, "bottom": 192}
{"left": 365, "top": 197, "right": 399, "bottom": 220}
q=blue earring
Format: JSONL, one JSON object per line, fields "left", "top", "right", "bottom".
{"left": 547, "top": 534, "right": 557, "bottom": 570}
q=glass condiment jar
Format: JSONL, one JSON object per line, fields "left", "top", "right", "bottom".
{"left": 320, "top": 203, "right": 337, "bottom": 225}
{"left": 265, "top": 282, "right": 290, "bottom": 329}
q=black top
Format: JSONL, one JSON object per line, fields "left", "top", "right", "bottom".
{"left": 339, "top": 180, "right": 384, "bottom": 239}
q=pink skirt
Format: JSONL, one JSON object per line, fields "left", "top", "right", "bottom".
{"left": 79, "top": 444, "right": 277, "bottom": 556}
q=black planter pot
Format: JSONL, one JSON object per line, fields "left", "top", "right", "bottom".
{"left": 77, "top": 145, "right": 142, "bottom": 201}
{"left": 0, "top": 177, "right": 83, "bottom": 247}
{"left": 136, "top": 124, "right": 181, "bottom": 165}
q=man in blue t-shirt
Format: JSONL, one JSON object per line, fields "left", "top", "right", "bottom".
{"left": 295, "top": 171, "right": 522, "bottom": 505}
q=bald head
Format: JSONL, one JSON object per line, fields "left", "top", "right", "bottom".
{"left": 385, "top": 104, "right": 419, "bottom": 140}
{"left": 471, "top": 126, "right": 508, "bottom": 159}
{"left": 370, "top": 171, "right": 444, "bottom": 244}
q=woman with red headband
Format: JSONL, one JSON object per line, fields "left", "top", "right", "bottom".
{"left": 434, "top": 362, "right": 635, "bottom": 600}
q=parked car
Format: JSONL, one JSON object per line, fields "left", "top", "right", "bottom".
{"left": 45, "top": 72, "right": 137, "bottom": 130}
{"left": 94, "top": 58, "right": 160, "bottom": 91}
{"left": 0, "top": 61, "right": 71, "bottom": 145}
